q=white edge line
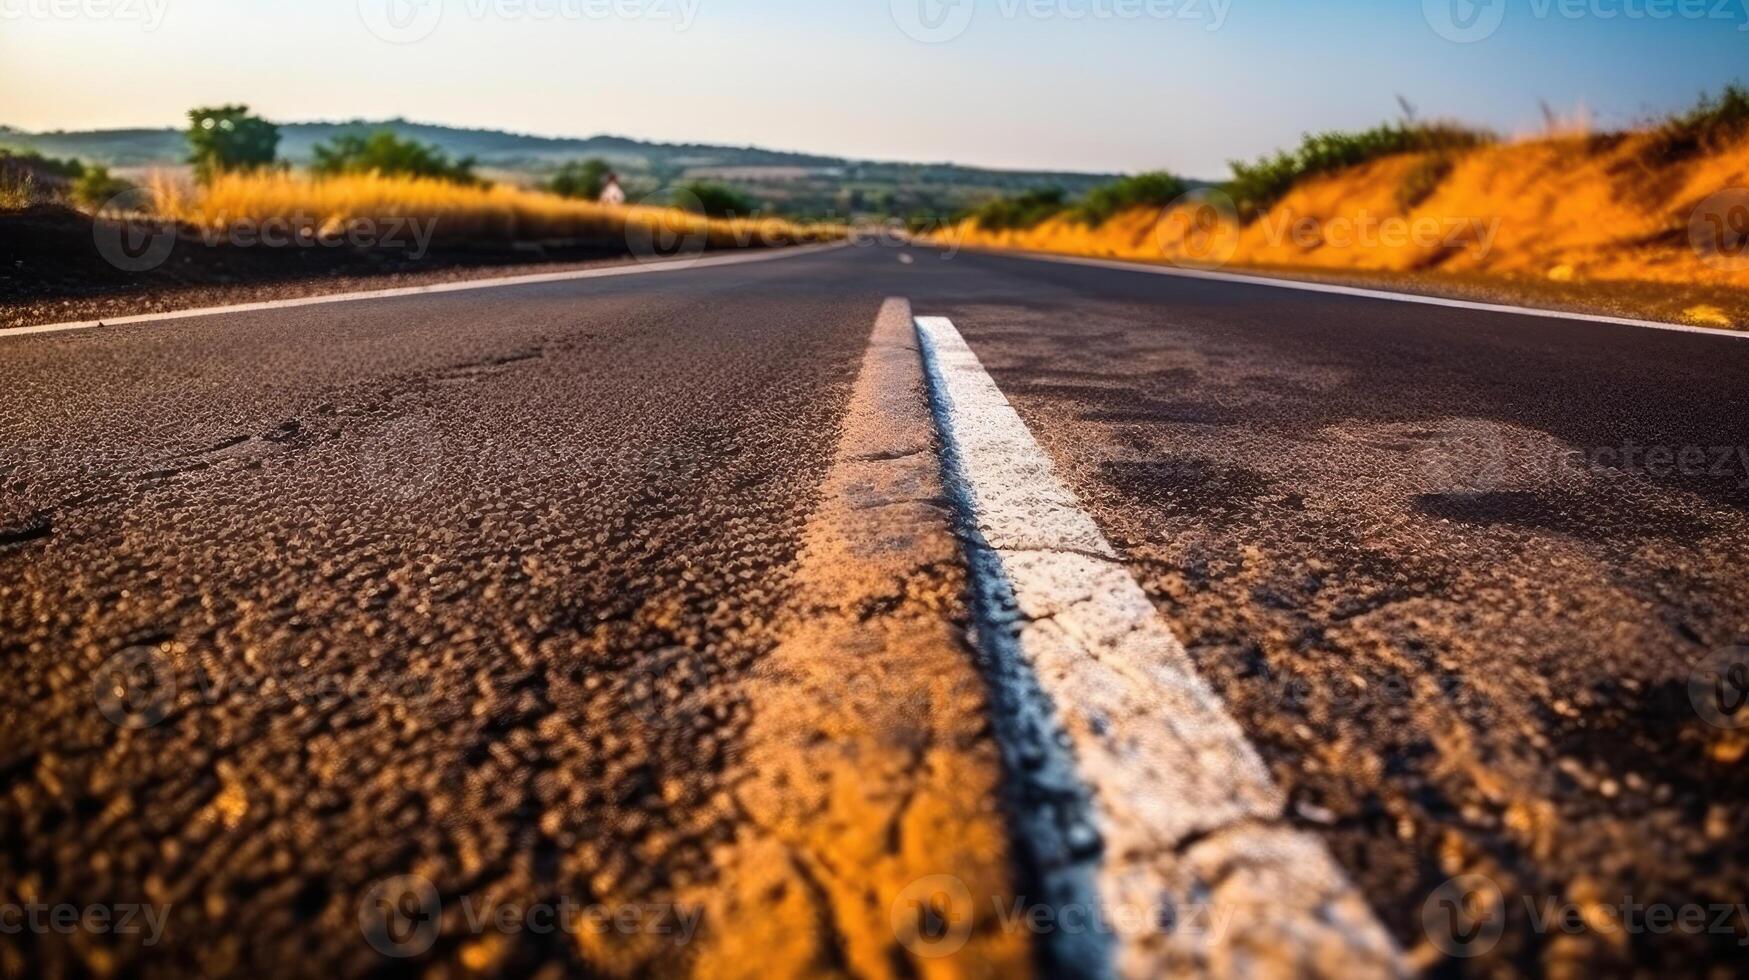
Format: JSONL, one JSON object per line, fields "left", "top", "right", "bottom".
{"left": 964, "top": 247, "right": 1749, "bottom": 340}
{"left": 2, "top": 241, "right": 847, "bottom": 339}
{"left": 913, "top": 312, "right": 1404, "bottom": 977}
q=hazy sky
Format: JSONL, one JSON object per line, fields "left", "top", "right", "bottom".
{"left": 2, "top": 0, "right": 1744, "bottom": 177}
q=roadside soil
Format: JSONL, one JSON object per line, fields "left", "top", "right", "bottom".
{"left": 0, "top": 205, "right": 724, "bottom": 330}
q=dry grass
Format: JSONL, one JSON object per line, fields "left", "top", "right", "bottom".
{"left": 935, "top": 130, "right": 1749, "bottom": 297}
{"left": 141, "top": 170, "right": 841, "bottom": 249}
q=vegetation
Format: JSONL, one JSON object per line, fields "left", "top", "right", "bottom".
{"left": 0, "top": 148, "right": 134, "bottom": 210}
{"left": 674, "top": 181, "right": 756, "bottom": 218}
{"left": 545, "top": 158, "right": 614, "bottom": 200}
{"left": 0, "top": 148, "right": 84, "bottom": 180}
{"left": 311, "top": 130, "right": 481, "bottom": 185}
{"left": 973, "top": 187, "right": 1068, "bottom": 231}
{"left": 144, "top": 170, "right": 840, "bottom": 249}
{"left": 965, "top": 173, "right": 1192, "bottom": 233}
{"left": 71, "top": 165, "right": 133, "bottom": 208}
{"left": 186, "top": 105, "right": 280, "bottom": 182}
{"left": 1657, "top": 83, "right": 1749, "bottom": 155}
{"left": 1226, "top": 121, "right": 1491, "bottom": 219}
{"left": 7, "top": 119, "right": 1116, "bottom": 223}
{"left": 1074, "top": 171, "right": 1189, "bottom": 226}
{"left": 1394, "top": 155, "right": 1454, "bottom": 211}
{"left": 0, "top": 171, "right": 33, "bottom": 210}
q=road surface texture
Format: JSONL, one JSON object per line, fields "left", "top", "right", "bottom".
{"left": 2, "top": 243, "right": 1747, "bottom": 978}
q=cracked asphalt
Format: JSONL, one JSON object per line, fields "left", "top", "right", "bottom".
{"left": 925, "top": 251, "right": 1749, "bottom": 976}
{"left": 4, "top": 243, "right": 1749, "bottom": 977}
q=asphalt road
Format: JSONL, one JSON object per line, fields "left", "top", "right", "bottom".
{"left": 3, "top": 243, "right": 1748, "bottom": 977}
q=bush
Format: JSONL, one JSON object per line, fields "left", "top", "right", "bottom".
{"left": 1227, "top": 122, "right": 1490, "bottom": 219}
{"left": 973, "top": 187, "right": 1067, "bottom": 231}
{"left": 0, "top": 148, "right": 84, "bottom": 180}
{"left": 72, "top": 165, "right": 133, "bottom": 208}
{"left": 0, "top": 149, "right": 96, "bottom": 209}
{"left": 1657, "top": 83, "right": 1749, "bottom": 155}
{"left": 546, "top": 158, "right": 613, "bottom": 200}
{"left": 1074, "top": 171, "right": 1189, "bottom": 226}
{"left": 187, "top": 105, "right": 280, "bottom": 183}
{"left": 674, "top": 181, "right": 756, "bottom": 218}
{"left": 311, "top": 130, "right": 481, "bottom": 186}
{"left": 0, "top": 169, "right": 34, "bottom": 210}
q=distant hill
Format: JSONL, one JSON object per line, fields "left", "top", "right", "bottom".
{"left": 0, "top": 119, "right": 1120, "bottom": 220}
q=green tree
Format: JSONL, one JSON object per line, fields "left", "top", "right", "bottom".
{"left": 972, "top": 187, "right": 1067, "bottom": 231}
{"left": 546, "top": 158, "right": 613, "bottom": 200}
{"left": 310, "top": 130, "right": 480, "bottom": 185}
{"left": 674, "top": 181, "right": 756, "bottom": 218}
{"left": 72, "top": 165, "right": 133, "bottom": 208}
{"left": 1075, "top": 171, "right": 1190, "bottom": 227}
{"left": 186, "top": 105, "right": 280, "bottom": 182}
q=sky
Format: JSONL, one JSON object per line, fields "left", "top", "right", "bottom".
{"left": 1, "top": 0, "right": 1744, "bottom": 177}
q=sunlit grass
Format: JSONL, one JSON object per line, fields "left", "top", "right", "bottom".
{"left": 142, "top": 170, "right": 841, "bottom": 249}
{"left": 936, "top": 125, "right": 1749, "bottom": 291}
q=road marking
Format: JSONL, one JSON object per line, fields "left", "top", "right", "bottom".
{"left": 687, "top": 298, "right": 1030, "bottom": 977}
{"left": 0, "top": 242, "right": 847, "bottom": 339}
{"left": 914, "top": 313, "right": 1405, "bottom": 978}
{"left": 973, "top": 248, "right": 1749, "bottom": 340}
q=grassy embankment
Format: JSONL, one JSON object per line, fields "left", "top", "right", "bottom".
{"left": 936, "top": 88, "right": 1749, "bottom": 323}
{"left": 141, "top": 170, "right": 842, "bottom": 251}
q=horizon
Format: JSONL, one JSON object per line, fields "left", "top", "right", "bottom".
{"left": 1, "top": 114, "right": 1136, "bottom": 177}
{"left": 4, "top": 0, "right": 1745, "bottom": 179}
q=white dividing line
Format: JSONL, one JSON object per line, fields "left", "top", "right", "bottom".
{"left": 1, "top": 242, "right": 846, "bottom": 339}
{"left": 977, "top": 248, "right": 1749, "bottom": 340}
{"left": 914, "top": 314, "right": 1405, "bottom": 979}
